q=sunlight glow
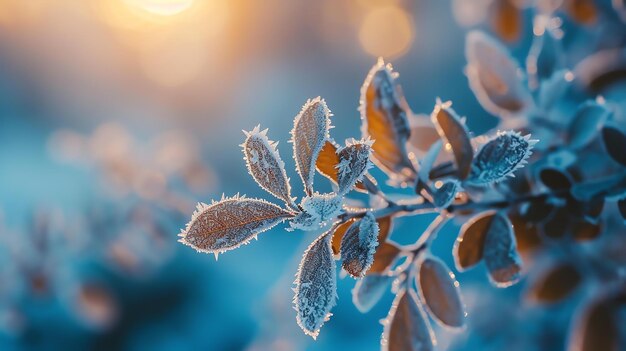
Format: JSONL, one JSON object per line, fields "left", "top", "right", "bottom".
{"left": 123, "top": 0, "right": 195, "bottom": 16}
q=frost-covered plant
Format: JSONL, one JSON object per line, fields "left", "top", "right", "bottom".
{"left": 180, "top": 4, "right": 626, "bottom": 349}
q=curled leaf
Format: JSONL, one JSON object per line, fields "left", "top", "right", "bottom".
{"left": 602, "top": 126, "right": 626, "bottom": 166}
{"left": 418, "top": 256, "right": 466, "bottom": 328}
{"left": 291, "top": 97, "right": 332, "bottom": 195}
{"left": 568, "top": 101, "right": 611, "bottom": 150}
{"left": 433, "top": 180, "right": 460, "bottom": 209}
{"left": 466, "top": 131, "right": 536, "bottom": 186}
{"left": 483, "top": 212, "right": 522, "bottom": 287}
{"left": 352, "top": 274, "right": 393, "bottom": 313}
{"left": 528, "top": 263, "right": 582, "bottom": 303}
{"left": 316, "top": 140, "right": 368, "bottom": 192}
{"left": 454, "top": 211, "right": 495, "bottom": 271}
{"left": 341, "top": 212, "right": 380, "bottom": 278}
{"left": 360, "top": 59, "right": 416, "bottom": 181}
{"left": 242, "top": 126, "right": 295, "bottom": 207}
{"left": 294, "top": 232, "right": 337, "bottom": 339}
{"left": 381, "top": 289, "right": 435, "bottom": 351}
{"left": 465, "top": 31, "right": 533, "bottom": 116}
{"left": 337, "top": 138, "right": 374, "bottom": 195}
{"left": 179, "top": 195, "right": 293, "bottom": 255}
{"left": 431, "top": 101, "right": 474, "bottom": 179}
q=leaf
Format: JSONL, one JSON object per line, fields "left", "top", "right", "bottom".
{"left": 289, "top": 211, "right": 321, "bottom": 232}
{"left": 526, "top": 29, "right": 562, "bottom": 89}
{"left": 418, "top": 140, "right": 443, "bottom": 183}
{"left": 528, "top": 263, "right": 582, "bottom": 303}
{"left": 352, "top": 274, "right": 393, "bottom": 313}
{"left": 381, "top": 289, "right": 435, "bottom": 351}
{"left": 466, "top": 131, "right": 536, "bottom": 186}
{"left": 431, "top": 101, "right": 473, "bottom": 179}
{"left": 179, "top": 195, "right": 293, "bottom": 255}
{"left": 483, "top": 212, "right": 522, "bottom": 287}
{"left": 417, "top": 256, "right": 466, "bottom": 328}
{"left": 538, "top": 69, "right": 573, "bottom": 110}
{"left": 331, "top": 219, "right": 355, "bottom": 255}
{"left": 369, "top": 241, "right": 402, "bottom": 274}
{"left": 602, "top": 126, "right": 626, "bottom": 166}
{"left": 407, "top": 114, "right": 441, "bottom": 155}
{"left": 490, "top": 0, "right": 521, "bottom": 43}
{"left": 454, "top": 211, "right": 495, "bottom": 271}
{"left": 568, "top": 101, "right": 610, "bottom": 150}
{"left": 465, "top": 31, "right": 533, "bottom": 116}
{"left": 336, "top": 139, "right": 374, "bottom": 195}
{"left": 291, "top": 97, "right": 332, "bottom": 195}
{"left": 300, "top": 192, "right": 343, "bottom": 224}
{"left": 568, "top": 289, "right": 626, "bottom": 351}
{"left": 294, "top": 232, "right": 337, "bottom": 339}
{"left": 509, "top": 214, "right": 542, "bottom": 253}
{"left": 315, "top": 140, "right": 368, "bottom": 192}
{"left": 571, "top": 172, "right": 626, "bottom": 201}
{"left": 565, "top": 0, "right": 597, "bottom": 24}
{"left": 75, "top": 282, "right": 118, "bottom": 329}
{"left": 360, "top": 59, "right": 416, "bottom": 181}
{"left": 340, "top": 212, "right": 380, "bottom": 278}
{"left": 539, "top": 168, "right": 573, "bottom": 191}
{"left": 433, "top": 180, "right": 460, "bottom": 209}
{"left": 242, "top": 126, "right": 295, "bottom": 207}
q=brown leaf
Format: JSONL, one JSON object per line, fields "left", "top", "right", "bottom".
{"left": 418, "top": 256, "right": 466, "bottom": 328}
{"left": 528, "top": 263, "right": 582, "bottom": 303}
{"left": 332, "top": 219, "right": 355, "bottom": 255}
{"left": 377, "top": 216, "right": 394, "bottom": 242}
{"left": 569, "top": 288, "right": 626, "bottom": 351}
{"left": 382, "top": 289, "right": 435, "bottom": 351}
{"left": 291, "top": 97, "right": 331, "bottom": 195}
{"left": 431, "top": 101, "right": 474, "bottom": 179}
{"left": 316, "top": 140, "right": 367, "bottom": 192}
{"left": 369, "top": 242, "right": 401, "bottom": 274}
{"left": 407, "top": 114, "right": 441, "bottom": 155}
{"left": 453, "top": 211, "right": 496, "bottom": 271}
{"left": 179, "top": 195, "right": 293, "bottom": 255}
{"left": 490, "top": 0, "right": 521, "bottom": 43}
{"left": 565, "top": 0, "right": 597, "bottom": 24}
{"left": 360, "top": 59, "right": 416, "bottom": 182}
{"left": 509, "top": 214, "right": 542, "bottom": 253}
{"left": 336, "top": 140, "right": 373, "bottom": 195}
{"left": 341, "top": 213, "right": 380, "bottom": 278}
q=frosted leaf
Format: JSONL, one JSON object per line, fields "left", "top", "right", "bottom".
{"left": 483, "top": 212, "right": 522, "bottom": 287}
{"left": 331, "top": 219, "right": 355, "bottom": 255}
{"left": 568, "top": 101, "right": 611, "bottom": 150}
{"left": 465, "top": 31, "right": 534, "bottom": 117}
{"left": 433, "top": 180, "right": 460, "bottom": 209}
{"left": 369, "top": 241, "right": 401, "bottom": 274}
{"left": 417, "top": 256, "right": 466, "bottom": 328}
{"left": 340, "top": 212, "right": 380, "bottom": 278}
{"left": 179, "top": 195, "right": 293, "bottom": 254}
{"left": 431, "top": 101, "right": 474, "bottom": 179}
{"left": 352, "top": 274, "right": 393, "bottom": 313}
{"left": 315, "top": 140, "right": 368, "bottom": 193}
{"left": 466, "top": 131, "right": 536, "bottom": 186}
{"left": 602, "top": 126, "right": 626, "bottom": 166}
{"left": 291, "top": 97, "right": 332, "bottom": 195}
{"left": 289, "top": 211, "right": 321, "bottom": 232}
{"left": 418, "top": 140, "right": 443, "bottom": 183}
{"left": 527, "top": 263, "right": 582, "bottom": 303}
{"left": 453, "top": 211, "right": 496, "bottom": 271}
{"left": 360, "top": 58, "right": 417, "bottom": 181}
{"left": 407, "top": 114, "right": 441, "bottom": 156}
{"left": 336, "top": 139, "right": 374, "bottom": 195}
{"left": 293, "top": 232, "right": 337, "bottom": 339}
{"left": 381, "top": 288, "right": 435, "bottom": 351}
{"left": 242, "top": 126, "right": 295, "bottom": 207}
{"left": 300, "top": 192, "right": 343, "bottom": 224}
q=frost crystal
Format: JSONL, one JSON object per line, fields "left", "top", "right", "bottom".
{"left": 291, "top": 97, "right": 332, "bottom": 195}
{"left": 466, "top": 131, "right": 536, "bottom": 186}
{"left": 294, "top": 232, "right": 337, "bottom": 339}
{"left": 340, "top": 212, "right": 380, "bottom": 278}
{"left": 300, "top": 192, "right": 343, "bottom": 225}
{"left": 178, "top": 195, "right": 293, "bottom": 255}
{"left": 360, "top": 58, "right": 416, "bottom": 181}
{"left": 483, "top": 213, "right": 522, "bottom": 287}
{"left": 433, "top": 180, "right": 460, "bottom": 209}
{"left": 242, "top": 126, "right": 296, "bottom": 207}
{"left": 289, "top": 211, "right": 320, "bottom": 232}
{"left": 336, "top": 138, "right": 373, "bottom": 195}
{"left": 465, "top": 31, "right": 534, "bottom": 116}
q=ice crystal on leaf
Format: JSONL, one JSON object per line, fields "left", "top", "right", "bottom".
{"left": 431, "top": 101, "right": 473, "bottom": 179}
{"left": 340, "top": 212, "right": 380, "bottom": 278}
{"left": 300, "top": 192, "right": 343, "bottom": 225}
{"left": 336, "top": 138, "right": 374, "bottom": 195}
{"left": 179, "top": 195, "right": 293, "bottom": 255}
{"left": 294, "top": 232, "right": 337, "bottom": 339}
{"left": 291, "top": 97, "right": 332, "bottom": 196}
{"left": 242, "top": 126, "right": 296, "bottom": 208}
{"left": 466, "top": 131, "right": 536, "bottom": 186}
{"left": 433, "top": 180, "right": 460, "bottom": 209}
{"left": 483, "top": 212, "right": 522, "bottom": 287}
{"left": 465, "top": 31, "right": 534, "bottom": 117}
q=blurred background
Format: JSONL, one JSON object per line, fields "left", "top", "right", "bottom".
{"left": 0, "top": 0, "right": 623, "bottom": 350}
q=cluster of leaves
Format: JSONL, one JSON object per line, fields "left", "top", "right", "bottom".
{"left": 180, "top": 3, "right": 626, "bottom": 350}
